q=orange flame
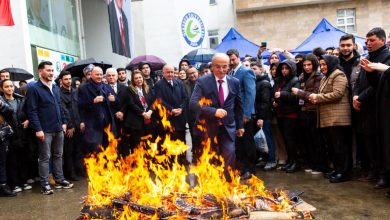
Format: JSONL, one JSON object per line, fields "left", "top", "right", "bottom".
{"left": 84, "top": 99, "right": 296, "bottom": 219}
{"left": 198, "top": 97, "right": 212, "bottom": 106}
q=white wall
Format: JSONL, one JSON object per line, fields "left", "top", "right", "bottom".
{"left": 0, "top": 0, "right": 33, "bottom": 73}
{"left": 81, "top": 0, "right": 131, "bottom": 69}
{"left": 130, "top": 0, "right": 234, "bottom": 66}
{"left": 208, "top": 0, "right": 235, "bottom": 47}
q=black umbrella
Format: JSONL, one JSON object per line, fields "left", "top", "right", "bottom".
{"left": 182, "top": 48, "right": 217, "bottom": 64}
{"left": 63, "top": 58, "right": 113, "bottom": 78}
{"left": 2, "top": 67, "right": 34, "bottom": 81}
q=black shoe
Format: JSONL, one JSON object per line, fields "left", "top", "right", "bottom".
{"left": 286, "top": 163, "right": 300, "bottom": 173}
{"left": 0, "top": 184, "right": 17, "bottom": 197}
{"left": 329, "top": 173, "right": 351, "bottom": 183}
{"left": 240, "top": 171, "right": 252, "bottom": 180}
{"left": 41, "top": 184, "right": 53, "bottom": 195}
{"left": 281, "top": 162, "right": 293, "bottom": 171}
{"left": 374, "top": 178, "right": 389, "bottom": 189}
{"left": 55, "top": 179, "right": 74, "bottom": 189}
{"left": 324, "top": 170, "right": 336, "bottom": 179}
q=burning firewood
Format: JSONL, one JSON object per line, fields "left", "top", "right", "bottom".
{"left": 80, "top": 102, "right": 315, "bottom": 219}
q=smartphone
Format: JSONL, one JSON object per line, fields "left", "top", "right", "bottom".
{"left": 261, "top": 42, "right": 267, "bottom": 48}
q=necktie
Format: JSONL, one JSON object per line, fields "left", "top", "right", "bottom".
{"left": 111, "top": 84, "right": 117, "bottom": 93}
{"left": 218, "top": 79, "right": 224, "bottom": 106}
{"left": 230, "top": 70, "right": 235, "bottom": 76}
{"left": 119, "top": 16, "right": 126, "bottom": 55}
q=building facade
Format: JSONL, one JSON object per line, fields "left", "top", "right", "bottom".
{"left": 235, "top": 0, "right": 390, "bottom": 50}
{"left": 0, "top": 0, "right": 234, "bottom": 78}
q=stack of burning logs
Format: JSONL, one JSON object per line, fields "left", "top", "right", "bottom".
{"left": 78, "top": 190, "right": 314, "bottom": 219}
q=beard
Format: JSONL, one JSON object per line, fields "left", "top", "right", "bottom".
{"left": 340, "top": 51, "right": 353, "bottom": 58}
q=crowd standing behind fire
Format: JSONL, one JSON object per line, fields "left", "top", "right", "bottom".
{"left": 0, "top": 27, "right": 389, "bottom": 199}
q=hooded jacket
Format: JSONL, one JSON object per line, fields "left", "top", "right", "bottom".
{"left": 316, "top": 55, "right": 351, "bottom": 128}
{"left": 273, "top": 60, "right": 300, "bottom": 116}
{"left": 255, "top": 74, "right": 272, "bottom": 120}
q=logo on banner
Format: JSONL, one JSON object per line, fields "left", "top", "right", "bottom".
{"left": 181, "top": 12, "right": 205, "bottom": 47}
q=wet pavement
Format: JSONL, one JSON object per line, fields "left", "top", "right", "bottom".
{"left": 0, "top": 170, "right": 389, "bottom": 220}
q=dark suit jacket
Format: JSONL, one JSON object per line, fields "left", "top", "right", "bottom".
{"left": 78, "top": 80, "right": 119, "bottom": 144}
{"left": 108, "top": 0, "right": 131, "bottom": 57}
{"left": 113, "top": 83, "right": 128, "bottom": 113}
{"left": 232, "top": 65, "right": 256, "bottom": 118}
{"left": 154, "top": 78, "right": 187, "bottom": 131}
{"left": 184, "top": 79, "right": 197, "bottom": 127}
{"left": 122, "top": 87, "right": 155, "bottom": 130}
{"left": 189, "top": 74, "right": 243, "bottom": 141}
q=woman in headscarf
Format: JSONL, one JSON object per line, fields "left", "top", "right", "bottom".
{"left": 308, "top": 55, "right": 351, "bottom": 183}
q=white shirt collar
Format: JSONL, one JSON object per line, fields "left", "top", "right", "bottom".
{"left": 233, "top": 63, "right": 242, "bottom": 73}
{"left": 215, "top": 75, "right": 227, "bottom": 83}
{"left": 40, "top": 79, "right": 53, "bottom": 92}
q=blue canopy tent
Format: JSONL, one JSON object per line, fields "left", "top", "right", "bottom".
{"left": 292, "top": 18, "right": 366, "bottom": 54}
{"left": 215, "top": 28, "right": 260, "bottom": 59}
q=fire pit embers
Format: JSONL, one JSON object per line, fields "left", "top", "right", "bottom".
{"left": 79, "top": 102, "right": 315, "bottom": 219}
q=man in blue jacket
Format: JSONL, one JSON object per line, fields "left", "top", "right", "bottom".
{"left": 227, "top": 49, "right": 257, "bottom": 180}
{"left": 26, "top": 61, "right": 72, "bottom": 195}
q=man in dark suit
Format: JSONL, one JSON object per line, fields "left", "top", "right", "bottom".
{"left": 154, "top": 64, "right": 188, "bottom": 164}
{"left": 106, "top": 67, "right": 129, "bottom": 156}
{"left": 108, "top": 0, "right": 131, "bottom": 57}
{"left": 227, "top": 49, "right": 257, "bottom": 180}
{"left": 184, "top": 66, "right": 199, "bottom": 138}
{"left": 78, "top": 66, "right": 119, "bottom": 154}
{"left": 190, "top": 53, "right": 244, "bottom": 181}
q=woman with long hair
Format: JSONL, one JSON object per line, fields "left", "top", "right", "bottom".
{"left": 1, "top": 79, "right": 32, "bottom": 194}
{"left": 121, "top": 71, "right": 155, "bottom": 155}
{"left": 308, "top": 55, "right": 351, "bottom": 183}
{"left": 292, "top": 54, "right": 324, "bottom": 174}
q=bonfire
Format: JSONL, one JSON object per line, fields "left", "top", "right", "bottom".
{"left": 78, "top": 100, "right": 314, "bottom": 219}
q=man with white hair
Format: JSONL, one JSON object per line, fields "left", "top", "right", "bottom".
{"left": 105, "top": 67, "right": 128, "bottom": 155}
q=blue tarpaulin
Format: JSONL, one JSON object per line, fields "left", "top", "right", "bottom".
{"left": 215, "top": 28, "right": 260, "bottom": 58}
{"left": 292, "top": 18, "right": 366, "bottom": 54}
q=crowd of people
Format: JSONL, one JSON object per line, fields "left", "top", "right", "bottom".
{"left": 0, "top": 27, "right": 389, "bottom": 199}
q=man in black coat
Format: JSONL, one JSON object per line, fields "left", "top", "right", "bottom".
{"left": 154, "top": 64, "right": 188, "bottom": 165}
{"left": 360, "top": 27, "right": 390, "bottom": 190}
{"left": 183, "top": 66, "right": 199, "bottom": 138}
{"left": 58, "top": 71, "right": 81, "bottom": 181}
{"left": 78, "top": 66, "right": 119, "bottom": 154}
{"left": 108, "top": 0, "right": 131, "bottom": 57}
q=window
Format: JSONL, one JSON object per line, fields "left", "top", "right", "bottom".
{"left": 26, "top": 0, "right": 80, "bottom": 56}
{"left": 209, "top": 0, "right": 217, "bottom": 5}
{"left": 208, "top": 30, "right": 219, "bottom": 49}
{"left": 337, "top": 8, "right": 356, "bottom": 33}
